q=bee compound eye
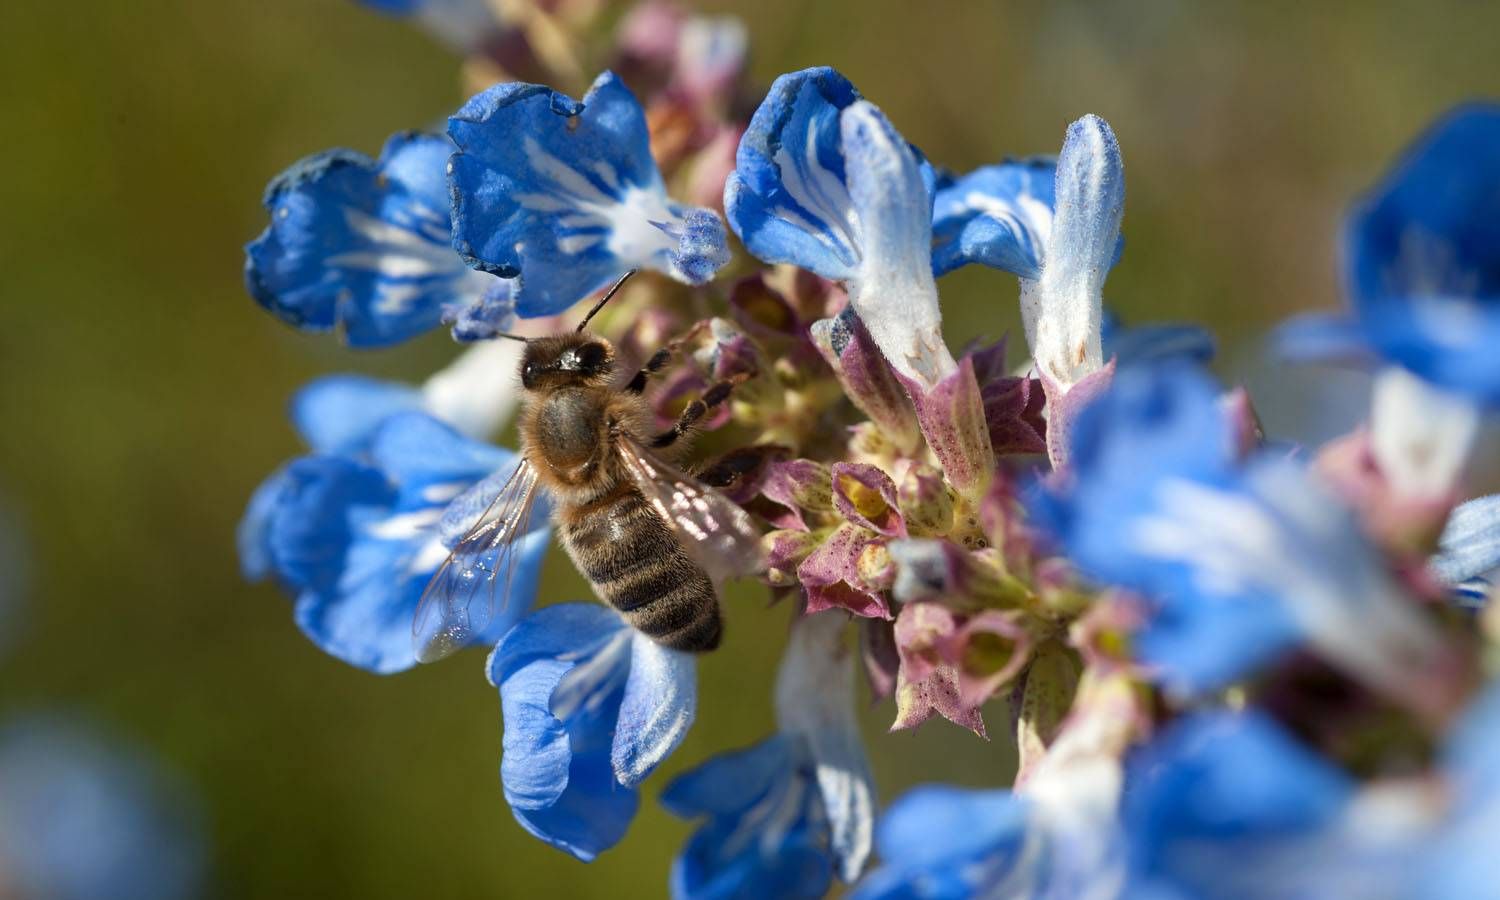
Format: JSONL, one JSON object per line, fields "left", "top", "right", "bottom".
{"left": 577, "top": 343, "right": 606, "bottom": 372}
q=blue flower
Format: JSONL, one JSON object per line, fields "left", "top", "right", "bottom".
{"left": 1029, "top": 364, "right": 1449, "bottom": 705}
{"left": 0, "top": 716, "right": 207, "bottom": 900}
{"left": 725, "top": 67, "right": 955, "bottom": 389}
{"left": 488, "top": 603, "right": 697, "bottom": 861}
{"left": 932, "top": 158, "right": 1056, "bottom": 280}
{"left": 1433, "top": 494, "right": 1500, "bottom": 608}
{"left": 246, "top": 131, "right": 512, "bottom": 347}
{"left": 241, "top": 411, "right": 546, "bottom": 673}
{"left": 1424, "top": 681, "right": 1500, "bottom": 899}
{"left": 1120, "top": 712, "right": 1414, "bottom": 900}
{"left": 1346, "top": 105, "right": 1500, "bottom": 405}
{"left": 448, "top": 72, "right": 730, "bottom": 317}
{"left": 661, "top": 735, "right": 835, "bottom": 899}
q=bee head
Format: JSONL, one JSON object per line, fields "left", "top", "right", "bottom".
{"left": 520, "top": 334, "right": 617, "bottom": 390}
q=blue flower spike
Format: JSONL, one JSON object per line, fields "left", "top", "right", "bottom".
{"left": 1345, "top": 104, "right": 1500, "bottom": 406}
{"left": 1029, "top": 364, "right": 1459, "bottom": 715}
{"left": 489, "top": 603, "right": 697, "bottom": 861}
{"left": 240, "top": 412, "right": 547, "bottom": 673}
{"left": 664, "top": 612, "right": 875, "bottom": 897}
{"left": 448, "top": 71, "right": 731, "bottom": 317}
{"left": 246, "top": 131, "right": 509, "bottom": 347}
{"left": 726, "top": 68, "right": 956, "bottom": 390}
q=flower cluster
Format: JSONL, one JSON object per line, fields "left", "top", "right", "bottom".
{"left": 240, "top": 2, "right": 1500, "bottom": 896}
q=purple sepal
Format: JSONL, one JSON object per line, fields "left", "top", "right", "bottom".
{"left": 970, "top": 337, "right": 1048, "bottom": 455}
{"left": 759, "top": 459, "right": 834, "bottom": 532}
{"left": 812, "top": 310, "right": 922, "bottom": 453}
{"left": 831, "top": 463, "right": 906, "bottom": 537}
{"left": 797, "top": 523, "right": 891, "bottom": 620}
{"left": 898, "top": 357, "right": 997, "bottom": 499}
{"left": 1040, "top": 359, "right": 1116, "bottom": 471}
{"left": 766, "top": 529, "right": 822, "bottom": 580}
{"left": 891, "top": 656, "right": 988, "bottom": 738}
{"left": 944, "top": 611, "right": 1033, "bottom": 711}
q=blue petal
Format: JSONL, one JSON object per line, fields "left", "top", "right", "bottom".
{"left": 1122, "top": 712, "right": 1355, "bottom": 897}
{"left": 238, "top": 465, "right": 293, "bottom": 581}
{"left": 1346, "top": 104, "right": 1500, "bottom": 405}
{"left": 1433, "top": 495, "right": 1500, "bottom": 585}
{"left": 367, "top": 411, "right": 512, "bottom": 491}
{"left": 659, "top": 735, "right": 795, "bottom": 819}
{"left": 448, "top": 72, "right": 728, "bottom": 317}
{"left": 725, "top": 67, "right": 864, "bottom": 279}
{"left": 610, "top": 634, "right": 697, "bottom": 788}
{"left": 932, "top": 158, "right": 1056, "bottom": 278}
{"left": 1271, "top": 312, "right": 1377, "bottom": 366}
{"left": 246, "top": 132, "right": 496, "bottom": 347}
{"left": 290, "top": 375, "right": 423, "bottom": 455}
{"left": 264, "top": 456, "right": 395, "bottom": 593}
{"left": 490, "top": 604, "right": 640, "bottom": 861}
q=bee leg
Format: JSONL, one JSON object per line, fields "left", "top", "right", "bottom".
{"left": 650, "top": 376, "right": 743, "bottom": 449}
{"left": 625, "top": 347, "right": 674, "bottom": 395}
{"left": 625, "top": 322, "right": 711, "bottom": 395}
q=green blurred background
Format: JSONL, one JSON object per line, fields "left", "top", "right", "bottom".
{"left": 1, "top": 0, "right": 1497, "bottom": 896}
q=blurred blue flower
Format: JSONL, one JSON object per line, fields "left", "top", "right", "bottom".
{"left": 246, "top": 131, "right": 512, "bottom": 347}
{"left": 1432, "top": 494, "right": 1500, "bottom": 608}
{"left": 1277, "top": 105, "right": 1500, "bottom": 406}
{"left": 0, "top": 717, "right": 207, "bottom": 900}
{"left": 724, "top": 67, "right": 955, "bottom": 389}
{"left": 448, "top": 72, "right": 730, "bottom": 317}
{"left": 489, "top": 603, "right": 697, "bottom": 861}
{"left": 1424, "top": 681, "right": 1500, "bottom": 899}
{"left": 1347, "top": 105, "right": 1500, "bottom": 405}
{"left": 662, "top": 735, "right": 835, "bottom": 899}
{"left": 1029, "top": 364, "right": 1448, "bottom": 704}
{"left": 240, "top": 412, "right": 546, "bottom": 673}
{"left": 1120, "top": 711, "right": 1418, "bottom": 900}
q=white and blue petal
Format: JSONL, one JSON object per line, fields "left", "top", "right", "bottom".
{"left": 774, "top": 611, "right": 876, "bottom": 882}
{"left": 725, "top": 67, "right": 864, "bottom": 280}
{"left": 1433, "top": 495, "right": 1500, "bottom": 605}
{"left": 661, "top": 735, "right": 836, "bottom": 899}
{"left": 931, "top": 158, "right": 1056, "bottom": 279}
{"left": 246, "top": 131, "right": 505, "bottom": 347}
{"left": 448, "top": 72, "right": 730, "bottom": 317}
{"left": 1024, "top": 115, "right": 1124, "bottom": 390}
{"left": 727, "top": 69, "right": 953, "bottom": 387}
{"left": 489, "top": 603, "right": 698, "bottom": 861}
{"left": 1345, "top": 104, "right": 1500, "bottom": 406}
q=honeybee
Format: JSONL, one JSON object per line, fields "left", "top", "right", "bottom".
{"left": 413, "top": 272, "right": 764, "bottom": 662}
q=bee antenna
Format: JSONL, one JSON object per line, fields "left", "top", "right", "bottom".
{"left": 491, "top": 332, "right": 530, "bottom": 343}
{"left": 576, "top": 270, "right": 637, "bottom": 333}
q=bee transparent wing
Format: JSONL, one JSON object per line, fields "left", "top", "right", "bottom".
{"left": 617, "top": 435, "right": 765, "bottom": 583}
{"left": 413, "top": 458, "right": 545, "bottom": 663}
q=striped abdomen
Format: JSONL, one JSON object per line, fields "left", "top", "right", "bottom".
{"left": 559, "top": 486, "right": 722, "bottom": 652}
